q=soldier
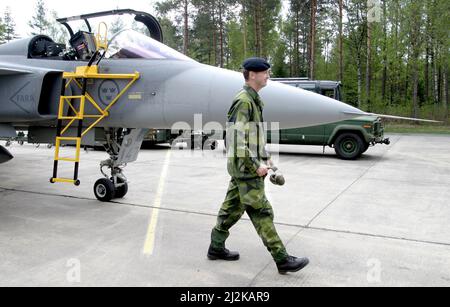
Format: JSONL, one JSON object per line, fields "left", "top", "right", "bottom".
{"left": 208, "top": 57, "right": 309, "bottom": 274}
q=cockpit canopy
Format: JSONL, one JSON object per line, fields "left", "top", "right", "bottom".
{"left": 22, "top": 10, "right": 194, "bottom": 62}
{"left": 25, "top": 29, "right": 194, "bottom": 63}
{"left": 106, "top": 30, "right": 194, "bottom": 61}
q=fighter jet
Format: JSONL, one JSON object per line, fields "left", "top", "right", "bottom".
{"left": 0, "top": 9, "right": 372, "bottom": 201}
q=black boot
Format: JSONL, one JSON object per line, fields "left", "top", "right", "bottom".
{"left": 277, "top": 256, "right": 309, "bottom": 274}
{"left": 207, "top": 246, "right": 240, "bottom": 261}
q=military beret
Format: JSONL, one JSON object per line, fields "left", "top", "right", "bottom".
{"left": 242, "top": 57, "right": 271, "bottom": 72}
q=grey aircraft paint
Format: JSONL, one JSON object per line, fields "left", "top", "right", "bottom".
{"left": 0, "top": 11, "right": 367, "bottom": 169}
{"left": 0, "top": 44, "right": 365, "bottom": 130}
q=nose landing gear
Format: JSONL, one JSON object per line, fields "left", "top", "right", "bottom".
{"left": 93, "top": 160, "right": 129, "bottom": 202}
{"left": 93, "top": 128, "right": 147, "bottom": 202}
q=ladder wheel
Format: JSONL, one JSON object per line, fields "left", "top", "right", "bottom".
{"left": 75, "top": 180, "right": 81, "bottom": 186}
{"left": 94, "top": 178, "right": 115, "bottom": 202}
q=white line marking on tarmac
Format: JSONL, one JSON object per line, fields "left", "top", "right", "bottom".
{"left": 143, "top": 149, "right": 172, "bottom": 256}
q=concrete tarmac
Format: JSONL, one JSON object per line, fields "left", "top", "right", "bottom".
{"left": 0, "top": 134, "right": 449, "bottom": 287}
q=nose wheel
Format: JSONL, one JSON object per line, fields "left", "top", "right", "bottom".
{"left": 93, "top": 159, "right": 129, "bottom": 202}
{"left": 93, "top": 174, "right": 129, "bottom": 202}
{"left": 94, "top": 178, "right": 116, "bottom": 202}
{"left": 113, "top": 177, "right": 128, "bottom": 199}
{"left": 93, "top": 129, "right": 129, "bottom": 202}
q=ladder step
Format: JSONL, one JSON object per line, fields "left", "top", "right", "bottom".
{"left": 50, "top": 178, "right": 81, "bottom": 186}
{"left": 61, "top": 95, "right": 85, "bottom": 99}
{"left": 56, "top": 137, "right": 81, "bottom": 142}
{"left": 54, "top": 137, "right": 81, "bottom": 162}
{"left": 57, "top": 157, "right": 80, "bottom": 163}
{"left": 58, "top": 116, "right": 83, "bottom": 120}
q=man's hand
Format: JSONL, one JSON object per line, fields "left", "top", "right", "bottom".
{"left": 256, "top": 165, "right": 269, "bottom": 177}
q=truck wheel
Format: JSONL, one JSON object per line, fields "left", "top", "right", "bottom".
{"left": 334, "top": 133, "right": 364, "bottom": 160}
{"left": 361, "top": 142, "right": 370, "bottom": 154}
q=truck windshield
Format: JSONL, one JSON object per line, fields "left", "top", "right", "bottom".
{"left": 106, "top": 29, "right": 195, "bottom": 62}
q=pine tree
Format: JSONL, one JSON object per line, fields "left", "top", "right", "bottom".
{"left": 3, "top": 7, "right": 18, "bottom": 42}
{"left": 232, "top": 0, "right": 282, "bottom": 62}
{"left": 155, "top": 0, "right": 192, "bottom": 55}
{"left": 0, "top": 17, "right": 5, "bottom": 44}
{"left": 28, "top": 0, "right": 50, "bottom": 35}
{"left": 346, "top": 0, "right": 367, "bottom": 108}
{"left": 309, "top": 0, "right": 317, "bottom": 79}
{"left": 47, "top": 11, "right": 68, "bottom": 44}
{"left": 109, "top": 16, "right": 126, "bottom": 37}
{"left": 406, "top": 0, "right": 425, "bottom": 119}
{"left": 339, "top": 0, "right": 344, "bottom": 82}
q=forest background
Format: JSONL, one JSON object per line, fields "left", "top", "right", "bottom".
{"left": 1, "top": 0, "right": 448, "bottom": 124}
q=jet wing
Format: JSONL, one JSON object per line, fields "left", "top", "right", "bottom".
{"left": 0, "top": 145, "right": 13, "bottom": 164}
{"left": 0, "top": 124, "right": 15, "bottom": 164}
{"left": 0, "top": 66, "right": 32, "bottom": 76}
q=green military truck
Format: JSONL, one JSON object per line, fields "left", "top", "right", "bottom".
{"left": 270, "top": 78, "right": 390, "bottom": 160}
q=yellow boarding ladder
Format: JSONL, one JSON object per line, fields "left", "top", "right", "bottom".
{"left": 50, "top": 65, "right": 140, "bottom": 186}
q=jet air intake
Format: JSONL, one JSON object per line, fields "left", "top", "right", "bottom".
{"left": 0, "top": 65, "right": 63, "bottom": 121}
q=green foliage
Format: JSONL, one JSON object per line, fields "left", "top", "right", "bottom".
{"left": 109, "top": 16, "right": 126, "bottom": 37}
{"left": 28, "top": 0, "right": 50, "bottom": 35}
{"left": 0, "top": 17, "right": 5, "bottom": 45}
{"left": 158, "top": 17, "right": 183, "bottom": 51}
{"left": 2, "top": 7, "right": 18, "bottom": 42}
{"left": 3, "top": 0, "right": 445, "bottom": 123}
{"left": 156, "top": 0, "right": 448, "bottom": 123}
{"left": 226, "top": 19, "right": 245, "bottom": 70}
{"left": 47, "top": 11, "right": 68, "bottom": 44}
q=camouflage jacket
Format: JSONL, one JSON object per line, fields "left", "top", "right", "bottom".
{"left": 226, "top": 85, "right": 271, "bottom": 180}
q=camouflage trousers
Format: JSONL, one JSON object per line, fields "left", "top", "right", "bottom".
{"left": 211, "top": 177, "right": 288, "bottom": 263}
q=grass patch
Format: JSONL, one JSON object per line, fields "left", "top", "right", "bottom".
{"left": 384, "top": 123, "right": 450, "bottom": 134}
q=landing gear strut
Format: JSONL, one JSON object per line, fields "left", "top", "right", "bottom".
{"left": 93, "top": 128, "right": 147, "bottom": 202}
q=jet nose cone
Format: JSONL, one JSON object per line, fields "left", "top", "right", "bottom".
{"left": 164, "top": 63, "right": 366, "bottom": 130}
{"left": 261, "top": 81, "right": 366, "bottom": 129}
{"left": 0, "top": 145, "right": 13, "bottom": 164}
{"left": 206, "top": 68, "right": 365, "bottom": 129}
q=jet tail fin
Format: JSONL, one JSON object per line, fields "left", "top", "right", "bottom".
{"left": 342, "top": 111, "right": 442, "bottom": 123}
